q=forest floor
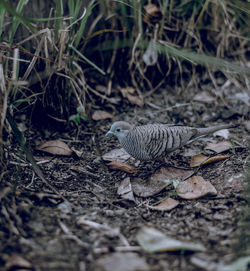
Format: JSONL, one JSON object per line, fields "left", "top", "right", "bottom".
{"left": 1, "top": 78, "right": 250, "bottom": 271}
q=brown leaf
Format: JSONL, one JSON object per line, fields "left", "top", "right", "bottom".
{"left": 92, "top": 110, "right": 113, "bottom": 120}
{"left": 36, "top": 140, "right": 72, "bottom": 156}
{"left": 176, "top": 176, "right": 217, "bottom": 199}
{"left": 132, "top": 177, "right": 169, "bottom": 198}
{"left": 190, "top": 153, "right": 209, "bottom": 167}
{"left": 95, "top": 252, "right": 149, "bottom": 271}
{"left": 120, "top": 87, "right": 135, "bottom": 97}
{"left": 71, "top": 146, "right": 83, "bottom": 158}
{"left": 117, "top": 177, "right": 135, "bottom": 202}
{"left": 132, "top": 167, "right": 194, "bottom": 197}
{"left": 127, "top": 94, "right": 144, "bottom": 107}
{"left": 205, "top": 141, "right": 232, "bottom": 153}
{"left": 200, "top": 155, "right": 231, "bottom": 166}
{"left": 102, "top": 148, "right": 134, "bottom": 162}
{"left": 107, "top": 161, "right": 137, "bottom": 174}
{"left": 144, "top": 3, "right": 162, "bottom": 24}
{"left": 148, "top": 198, "right": 179, "bottom": 211}
{"left": 5, "top": 254, "right": 32, "bottom": 271}
{"left": 151, "top": 166, "right": 194, "bottom": 182}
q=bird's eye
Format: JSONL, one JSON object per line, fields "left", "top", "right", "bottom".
{"left": 116, "top": 128, "right": 121, "bottom": 132}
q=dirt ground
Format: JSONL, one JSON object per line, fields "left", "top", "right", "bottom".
{"left": 1, "top": 80, "right": 250, "bottom": 271}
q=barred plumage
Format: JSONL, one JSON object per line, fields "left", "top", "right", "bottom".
{"left": 106, "top": 121, "right": 235, "bottom": 161}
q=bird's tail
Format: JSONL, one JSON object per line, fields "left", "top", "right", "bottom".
{"left": 196, "top": 123, "right": 238, "bottom": 137}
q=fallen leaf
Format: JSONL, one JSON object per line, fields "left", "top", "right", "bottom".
{"left": 120, "top": 87, "right": 135, "bottom": 97}
{"left": 190, "top": 153, "right": 208, "bottom": 167}
{"left": 151, "top": 167, "right": 194, "bottom": 182}
{"left": 71, "top": 146, "right": 83, "bottom": 158}
{"left": 200, "top": 155, "right": 231, "bottom": 166}
{"left": 102, "top": 148, "right": 134, "bottom": 162}
{"left": 148, "top": 198, "right": 179, "bottom": 211}
{"left": 244, "top": 120, "right": 250, "bottom": 132}
{"left": 143, "top": 40, "right": 158, "bottom": 66}
{"left": 144, "top": 3, "right": 162, "bottom": 24}
{"left": 127, "top": 94, "right": 144, "bottom": 107}
{"left": 117, "top": 177, "right": 135, "bottom": 202}
{"left": 92, "top": 110, "right": 113, "bottom": 120}
{"left": 36, "top": 140, "right": 72, "bottom": 156}
{"left": 131, "top": 177, "right": 169, "bottom": 197}
{"left": 137, "top": 227, "right": 205, "bottom": 253}
{"left": 205, "top": 141, "right": 232, "bottom": 153}
{"left": 132, "top": 167, "right": 194, "bottom": 197}
{"left": 213, "top": 129, "right": 230, "bottom": 139}
{"left": 107, "top": 161, "right": 137, "bottom": 174}
{"left": 95, "top": 252, "right": 149, "bottom": 271}
{"left": 220, "top": 256, "right": 250, "bottom": 271}
{"left": 5, "top": 254, "right": 32, "bottom": 271}
{"left": 176, "top": 176, "right": 217, "bottom": 199}
{"left": 193, "top": 91, "right": 215, "bottom": 103}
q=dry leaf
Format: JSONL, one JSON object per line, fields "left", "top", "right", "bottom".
{"left": 71, "top": 146, "right": 83, "bottom": 158}
{"left": 200, "top": 155, "right": 231, "bottom": 166}
{"left": 107, "top": 161, "right": 137, "bottom": 174}
{"left": 176, "top": 176, "right": 217, "bottom": 200}
{"left": 36, "top": 140, "right": 72, "bottom": 156}
{"left": 127, "top": 94, "right": 144, "bottom": 107}
{"left": 92, "top": 110, "right": 113, "bottom": 120}
{"left": 137, "top": 227, "right": 205, "bottom": 253}
{"left": 95, "top": 252, "right": 149, "bottom": 271}
{"left": 144, "top": 3, "right": 162, "bottom": 24}
{"left": 205, "top": 141, "right": 232, "bottom": 153}
{"left": 132, "top": 177, "right": 169, "bottom": 198}
{"left": 102, "top": 148, "right": 134, "bottom": 162}
{"left": 148, "top": 198, "right": 179, "bottom": 211}
{"left": 190, "top": 153, "right": 209, "bottom": 167}
{"left": 213, "top": 129, "right": 230, "bottom": 139}
{"left": 193, "top": 91, "right": 215, "bottom": 103}
{"left": 120, "top": 87, "right": 135, "bottom": 97}
{"left": 132, "top": 167, "right": 194, "bottom": 197}
{"left": 244, "top": 120, "right": 250, "bottom": 132}
{"left": 151, "top": 166, "right": 194, "bottom": 182}
{"left": 117, "top": 177, "right": 135, "bottom": 202}
{"left": 143, "top": 40, "right": 158, "bottom": 66}
{"left": 5, "top": 254, "right": 32, "bottom": 271}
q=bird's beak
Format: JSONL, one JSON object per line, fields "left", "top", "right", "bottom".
{"left": 105, "top": 130, "right": 113, "bottom": 136}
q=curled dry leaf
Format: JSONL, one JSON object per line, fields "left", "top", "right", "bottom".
{"left": 144, "top": 3, "right": 162, "bottom": 24}
{"left": 176, "top": 176, "right": 217, "bottom": 200}
{"left": 148, "top": 197, "right": 179, "bottom": 211}
{"left": 102, "top": 148, "right": 134, "bottom": 162}
{"left": 36, "top": 140, "right": 72, "bottom": 156}
{"left": 190, "top": 153, "right": 208, "bottom": 167}
{"left": 92, "top": 110, "right": 113, "bottom": 121}
{"left": 117, "top": 177, "right": 135, "bottom": 202}
{"left": 71, "top": 146, "right": 83, "bottom": 158}
{"left": 107, "top": 161, "right": 137, "bottom": 174}
{"left": 205, "top": 141, "right": 232, "bottom": 153}
{"left": 137, "top": 227, "right": 206, "bottom": 253}
{"left": 200, "top": 155, "right": 231, "bottom": 166}
{"left": 143, "top": 40, "right": 158, "bottom": 66}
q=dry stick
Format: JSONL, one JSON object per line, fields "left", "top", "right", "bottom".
{"left": 6, "top": 110, "right": 69, "bottom": 203}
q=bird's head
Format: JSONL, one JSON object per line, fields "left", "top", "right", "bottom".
{"left": 105, "top": 121, "right": 133, "bottom": 140}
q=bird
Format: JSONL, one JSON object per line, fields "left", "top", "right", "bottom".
{"left": 105, "top": 121, "right": 236, "bottom": 161}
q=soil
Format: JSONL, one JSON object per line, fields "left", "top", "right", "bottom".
{"left": 1, "top": 81, "right": 250, "bottom": 271}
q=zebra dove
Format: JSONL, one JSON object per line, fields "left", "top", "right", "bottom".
{"left": 106, "top": 121, "right": 235, "bottom": 161}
